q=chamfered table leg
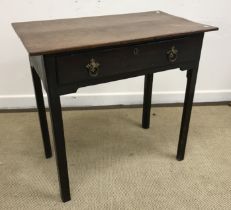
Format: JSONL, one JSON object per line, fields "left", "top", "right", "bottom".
{"left": 31, "top": 67, "right": 52, "bottom": 158}
{"left": 177, "top": 66, "right": 199, "bottom": 161}
{"left": 142, "top": 73, "right": 154, "bottom": 129}
{"left": 47, "top": 91, "right": 71, "bottom": 202}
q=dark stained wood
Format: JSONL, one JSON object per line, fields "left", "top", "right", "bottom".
{"left": 177, "top": 66, "right": 200, "bottom": 161}
{"left": 43, "top": 56, "right": 71, "bottom": 202}
{"left": 176, "top": 34, "right": 204, "bottom": 161}
{"left": 56, "top": 34, "right": 202, "bottom": 85}
{"left": 31, "top": 67, "right": 52, "bottom": 158}
{"left": 142, "top": 73, "right": 153, "bottom": 129}
{"left": 13, "top": 11, "right": 218, "bottom": 202}
{"left": 12, "top": 11, "right": 218, "bottom": 55}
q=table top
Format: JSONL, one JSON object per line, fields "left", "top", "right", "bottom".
{"left": 12, "top": 11, "right": 218, "bottom": 55}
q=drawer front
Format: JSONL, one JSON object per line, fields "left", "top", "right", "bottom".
{"left": 56, "top": 35, "right": 202, "bottom": 85}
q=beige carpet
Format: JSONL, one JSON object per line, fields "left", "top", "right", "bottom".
{"left": 0, "top": 106, "right": 231, "bottom": 209}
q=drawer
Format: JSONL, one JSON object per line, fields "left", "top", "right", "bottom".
{"left": 56, "top": 35, "right": 202, "bottom": 85}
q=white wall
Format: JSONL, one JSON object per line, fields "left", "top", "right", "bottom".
{"left": 0, "top": 0, "right": 230, "bottom": 108}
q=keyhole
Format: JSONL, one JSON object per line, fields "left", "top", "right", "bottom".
{"left": 133, "top": 48, "right": 139, "bottom": 55}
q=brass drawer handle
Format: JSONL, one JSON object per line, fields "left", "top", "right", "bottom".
{"left": 86, "top": 58, "right": 100, "bottom": 77}
{"left": 167, "top": 46, "right": 178, "bottom": 63}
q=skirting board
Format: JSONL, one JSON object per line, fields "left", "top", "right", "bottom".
{"left": 0, "top": 90, "right": 231, "bottom": 109}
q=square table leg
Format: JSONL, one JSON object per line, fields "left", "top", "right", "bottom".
{"left": 31, "top": 67, "right": 52, "bottom": 158}
{"left": 177, "top": 66, "right": 199, "bottom": 161}
{"left": 142, "top": 73, "right": 154, "bottom": 129}
{"left": 46, "top": 89, "right": 71, "bottom": 202}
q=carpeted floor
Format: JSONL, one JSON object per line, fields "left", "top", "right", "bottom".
{"left": 0, "top": 106, "right": 231, "bottom": 209}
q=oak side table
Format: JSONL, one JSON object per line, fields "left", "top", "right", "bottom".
{"left": 12, "top": 11, "right": 218, "bottom": 202}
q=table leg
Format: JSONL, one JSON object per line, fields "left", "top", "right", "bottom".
{"left": 142, "top": 73, "right": 153, "bottom": 129}
{"left": 177, "top": 66, "right": 199, "bottom": 161}
{"left": 47, "top": 91, "right": 71, "bottom": 202}
{"left": 31, "top": 67, "right": 52, "bottom": 158}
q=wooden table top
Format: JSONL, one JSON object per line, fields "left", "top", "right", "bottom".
{"left": 12, "top": 11, "right": 218, "bottom": 55}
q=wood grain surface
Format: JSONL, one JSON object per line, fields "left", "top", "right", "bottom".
{"left": 12, "top": 11, "right": 218, "bottom": 55}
